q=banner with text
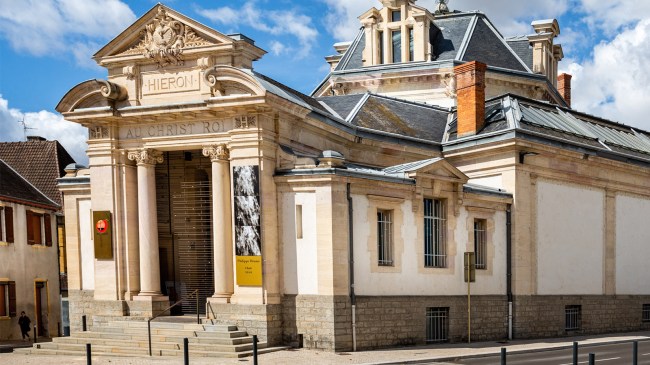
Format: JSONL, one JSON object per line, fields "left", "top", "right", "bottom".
{"left": 233, "top": 165, "right": 262, "bottom": 286}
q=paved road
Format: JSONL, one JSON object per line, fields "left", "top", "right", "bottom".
{"left": 449, "top": 340, "right": 650, "bottom": 365}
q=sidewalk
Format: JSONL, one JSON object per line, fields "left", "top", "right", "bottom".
{"left": 0, "top": 338, "right": 50, "bottom": 353}
{"left": 0, "top": 331, "right": 648, "bottom": 365}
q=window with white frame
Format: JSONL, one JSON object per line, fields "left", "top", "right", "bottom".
{"left": 424, "top": 199, "right": 446, "bottom": 267}
{"left": 377, "top": 209, "right": 393, "bottom": 266}
{"left": 26, "top": 211, "right": 52, "bottom": 246}
{"left": 474, "top": 219, "right": 487, "bottom": 269}
{"left": 0, "top": 281, "right": 16, "bottom": 317}
{"left": 0, "top": 206, "right": 15, "bottom": 243}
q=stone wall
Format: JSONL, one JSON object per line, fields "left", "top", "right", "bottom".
{"left": 207, "top": 302, "right": 283, "bottom": 346}
{"left": 514, "top": 295, "right": 650, "bottom": 338}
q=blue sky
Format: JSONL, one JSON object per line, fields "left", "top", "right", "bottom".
{"left": 1, "top": 0, "right": 650, "bottom": 165}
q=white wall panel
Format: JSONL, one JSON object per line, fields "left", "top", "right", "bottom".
{"left": 615, "top": 194, "right": 650, "bottom": 294}
{"left": 79, "top": 199, "right": 94, "bottom": 290}
{"left": 282, "top": 192, "right": 318, "bottom": 295}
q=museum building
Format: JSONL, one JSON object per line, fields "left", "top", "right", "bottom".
{"left": 57, "top": 0, "right": 650, "bottom": 351}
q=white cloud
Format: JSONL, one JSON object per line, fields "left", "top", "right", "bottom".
{"left": 197, "top": 1, "right": 318, "bottom": 58}
{"left": 269, "top": 41, "right": 288, "bottom": 56}
{"left": 579, "top": 0, "right": 650, "bottom": 34}
{"left": 0, "top": 0, "right": 135, "bottom": 67}
{"left": 0, "top": 96, "right": 88, "bottom": 165}
{"left": 567, "top": 18, "right": 650, "bottom": 131}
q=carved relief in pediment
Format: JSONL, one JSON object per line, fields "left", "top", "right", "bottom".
{"left": 118, "top": 7, "right": 213, "bottom": 67}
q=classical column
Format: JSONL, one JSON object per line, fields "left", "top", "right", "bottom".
{"left": 127, "top": 148, "right": 165, "bottom": 298}
{"left": 202, "top": 144, "right": 234, "bottom": 302}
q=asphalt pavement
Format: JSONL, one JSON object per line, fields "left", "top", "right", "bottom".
{"left": 450, "top": 340, "right": 650, "bottom": 365}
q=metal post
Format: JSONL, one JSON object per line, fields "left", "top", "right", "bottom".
{"left": 196, "top": 295, "right": 199, "bottom": 325}
{"left": 467, "top": 261, "right": 471, "bottom": 344}
{"left": 183, "top": 338, "right": 189, "bottom": 365}
{"left": 148, "top": 320, "right": 152, "bottom": 356}
{"left": 573, "top": 342, "right": 578, "bottom": 365}
{"left": 86, "top": 343, "right": 92, "bottom": 365}
{"left": 34, "top": 325, "right": 38, "bottom": 343}
{"left": 500, "top": 347, "right": 506, "bottom": 365}
{"left": 633, "top": 341, "right": 638, "bottom": 365}
{"left": 82, "top": 315, "right": 87, "bottom": 331}
{"left": 588, "top": 353, "right": 595, "bottom": 365}
{"left": 252, "top": 335, "right": 258, "bottom": 365}
{"left": 58, "top": 322, "right": 61, "bottom": 337}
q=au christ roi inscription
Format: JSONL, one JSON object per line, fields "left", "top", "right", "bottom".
{"left": 119, "top": 120, "right": 233, "bottom": 139}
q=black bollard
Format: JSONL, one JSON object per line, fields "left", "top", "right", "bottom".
{"left": 573, "top": 342, "right": 578, "bottom": 365}
{"left": 500, "top": 347, "right": 506, "bottom": 365}
{"left": 82, "top": 315, "right": 87, "bottom": 331}
{"left": 33, "top": 325, "right": 38, "bottom": 343}
{"left": 183, "top": 338, "right": 189, "bottom": 365}
{"left": 252, "top": 335, "right": 258, "bottom": 365}
{"left": 633, "top": 341, "right": 638, "bottom": 365}
{"left": 86, "top": 343, "right": 92, "bottom": 365}
{"left": 588, "top": 353, "right": 595, "bottom": 365}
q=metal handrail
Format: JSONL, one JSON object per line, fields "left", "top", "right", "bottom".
{"left": 147, "top": 289, "right": 200, "bottom": 356}
{"left": 206, "top": 301, "right": 217, "bottom": 325}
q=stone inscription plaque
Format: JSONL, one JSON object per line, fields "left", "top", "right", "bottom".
{"left": 142, "top": 71, "right": 200, "bottom": 96}
{"left": 119, "top": 120, "right": 234, "bottom": 140}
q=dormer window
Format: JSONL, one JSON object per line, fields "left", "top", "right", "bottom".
{"left": 391, "top": 10, "right": 401, "bottom": 22}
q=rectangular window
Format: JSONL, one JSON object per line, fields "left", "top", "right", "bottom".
{"left": 474, "top": 219, "right": 487, "bottom": 270}
{"left": 295, "top": 205, "right": 303, "bottom": 239}
{"left": 424, "top": 199, "right": 446, "bottom": 268}
{"left": 26, "top": 211, "right": 52, "bottom": 246}
{"left": 378, "top": 31, "right": 384, "bottom": 64}
{"left": 643, "top": 304, "right": 650, "bottom": 322}
{"left": 426, "top": 307, "right": 449, "bottom": 343}
{"left": 565, "top": 305, "right": 581, "bottom": 331}
{"left": 0, "top": 281, "right": 16, "bottom": 317}
{"left": 377, "top": 210, "right": 393, "bottom": 266}
{"left": 391, "top": 10, "right": 401, "bottom": 22}
{"left": 0, "top": 207, "right": 14, "bottom": 243}
{"left": 392, "top": 30, "right": 402, "bottom": 63}
{"left": 408, "top": 27, "right": 414, "bottom": 61}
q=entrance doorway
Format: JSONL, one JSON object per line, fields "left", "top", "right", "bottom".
{"left": 34, "top": 280, "right": 48, "bottom": 337}
{"left": 156, "top": 151, "right": 214, "bottom": 315}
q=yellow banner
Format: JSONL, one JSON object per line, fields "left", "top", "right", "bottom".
{"left": 236, "top": 256, "right": 262, "bottom": 286}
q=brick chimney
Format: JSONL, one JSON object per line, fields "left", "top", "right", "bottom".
{"left": 558, "top": 73, "right": 572, "bottom": 107}
{"left": 454, "top": 61, "right": 487, "bottom": 137}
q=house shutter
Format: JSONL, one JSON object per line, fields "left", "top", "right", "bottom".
{"left": 8, "top": 281, "right": 16, "bottom": 317}
{"left": 44, "top": 214, "right": 52, "bottom": 247}
{"left": 5, "top": 207, "right": 13, "bottom": 243}
{"left": 26, "top": 211, "right": 34, "bottom": 245}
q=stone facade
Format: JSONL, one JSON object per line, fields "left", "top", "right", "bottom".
{"left": 207, "top": 303, "right": 283, "bottom": 346}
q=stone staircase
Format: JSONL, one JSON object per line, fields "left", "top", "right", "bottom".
{"left": 16, "top": 317, "right": 286, "bottom": 358}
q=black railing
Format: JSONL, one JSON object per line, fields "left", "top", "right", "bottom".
{"left": 147, "top": 289, "right": 199, "bottom": 356}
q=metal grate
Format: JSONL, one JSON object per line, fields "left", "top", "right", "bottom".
{"left": 173, "top": 181, "right": 213, "bottom": 315}
{"left": 474, "top": 219, "right": 487, "bottom": 269}
{"left": 565, "top": 305, "right": 581, "bottom": 331}
{"left": 424, "top": 199, "right": 446, "bottom": 267}
{"left": 426, "top": 307, "right": 449, "bottom": 343}
{"left": 643, "top": 304, "right": 650, "bottom": 322}
{"left": 377, "top": 210, "right": 393, "bottom": 266}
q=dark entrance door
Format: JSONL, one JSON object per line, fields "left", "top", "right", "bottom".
{"left": 156, "top": 151, "right": 214, "bottom": 315}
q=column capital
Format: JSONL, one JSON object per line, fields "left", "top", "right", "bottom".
{"left": 202, "top": 144, "right": 230, "bottom": 162}
{"left": 127, "top": 149, "right": 163, "bottom": 166}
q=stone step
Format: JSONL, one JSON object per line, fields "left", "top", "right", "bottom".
{"left": 54, "top": 335, "right": 257, "bottom": 349}
{"left": 70, "top": 330, "right": 251, "bottom": 343}
{"left": 103, "top": 320, "right": 237, "bottom": 332}
{"left": 92, "top": 326, "right": 240, "bottom": 337}
{"left": 17, "top": 345, "right": 288, "bottom": 358}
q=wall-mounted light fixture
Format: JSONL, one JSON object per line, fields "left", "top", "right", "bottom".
{"left": 519, "top": 151, "right": 539, "bottom": 164}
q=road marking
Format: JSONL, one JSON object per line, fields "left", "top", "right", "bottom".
{"left": 559, "top": 357, "right": 621, "bottom": 365}
{"left": 642, "top": 352, "right": 650, "bottom": 356}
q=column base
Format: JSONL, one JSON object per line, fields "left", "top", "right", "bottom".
{"left": 133, "top": 294, "right": 169, "bottom": 302}
{"left": 209, "top": 294, "right": 232, "bottom": 304}
{"left": 128, "top": 295, "right": 170, "bottom": 317}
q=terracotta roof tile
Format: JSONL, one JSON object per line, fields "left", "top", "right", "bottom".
{"left": 0, "top": 160, "right": 58, "bottom": 209}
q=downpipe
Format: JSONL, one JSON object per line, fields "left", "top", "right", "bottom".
{"left": 506, "top": 204, "right": 513, "bottom": 341}
{"left": 347, "top": 183, "right": 357, "bottom": 352}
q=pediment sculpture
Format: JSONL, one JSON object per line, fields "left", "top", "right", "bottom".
{"left": 120, "top": 7, "right": 211, "bottom": 67}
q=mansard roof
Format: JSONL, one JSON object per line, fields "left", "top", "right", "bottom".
{"left": 332, "top": 12, "right": 531, "bottom": 74}
{"left": 0, "top": 160, "right": 59, "bottom": 210}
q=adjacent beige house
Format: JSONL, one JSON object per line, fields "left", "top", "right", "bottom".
{"left": 55, "top": 0, "right": 650, "bottom": 352}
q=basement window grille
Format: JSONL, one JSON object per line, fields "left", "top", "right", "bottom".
{"left": 565, "top": 305, "right": 582, "bottom": 331}
{"left": 426, "top": 307, "right": 449, "bottom": 343}
{"left": 643, "top": 304, "right": 650, "bottom": 322}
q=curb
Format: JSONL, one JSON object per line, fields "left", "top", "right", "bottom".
{"left": 361, "top": 337, "right": 650, "bottom": 365}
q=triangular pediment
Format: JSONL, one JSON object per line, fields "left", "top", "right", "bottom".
{"left": 93, "top": 4, "right": 257, "bottom": 67}
{"left": 385, "top": 158, "right": 468, "bottom": 183}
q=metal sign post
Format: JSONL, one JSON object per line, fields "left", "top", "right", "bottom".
{"left": 464, "top": 252, "right": 476, "bottom": 344}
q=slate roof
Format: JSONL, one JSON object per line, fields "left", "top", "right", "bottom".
{"left": 0, "top": 139, "right": 76, "bottom": 206}
{"left": 248, "top": 70, "right": 332, "bottom": 115}
{"left": 330, "top": 12, "right": 531, "bottom": 74}
{"left": 0, "top": 160, "right": 59, "bottom": 209}
{"left": 317, "top": 93, "right": 449, "bottom": 143}
{"left": 506, "top": 37, "right": 534, "bottom": 70}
